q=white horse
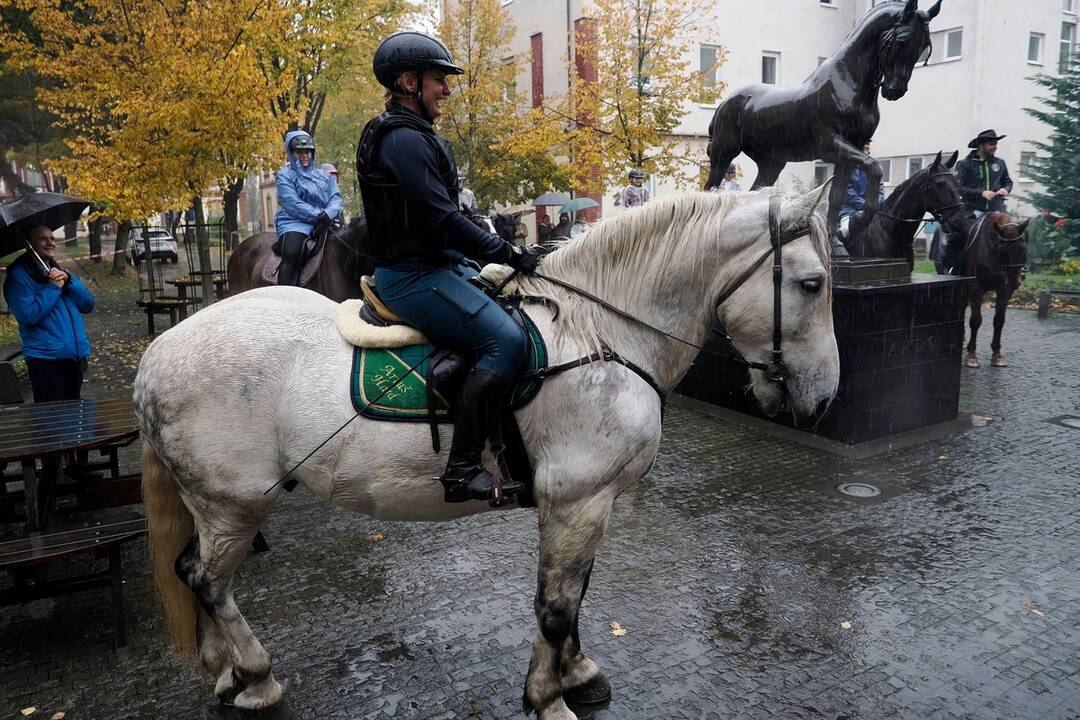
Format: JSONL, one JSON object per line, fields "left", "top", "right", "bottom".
{"left": 135, "top": 187, "right": 840, "bottom": 719}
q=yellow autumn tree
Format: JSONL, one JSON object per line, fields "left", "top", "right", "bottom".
{"left": 0, "top": 0, "right": 294, "bottom": 271}
{"left": 438, "top": 0, "right": 570, "bottom": 207}
{"left": 553, "top": 0, "right": 725, "bottom": 194}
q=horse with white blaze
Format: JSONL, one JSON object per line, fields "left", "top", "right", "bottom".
{"left": 134, "top": 186, "right": 840, "bottom": 719}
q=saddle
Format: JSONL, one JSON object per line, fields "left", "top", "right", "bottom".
{"left": 339, "top": 274, "right": 548, "bottom": 507}
{"left": 263, "top": 234, "right": 326, "bottom": 286}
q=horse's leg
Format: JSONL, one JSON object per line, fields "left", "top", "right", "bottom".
{"left": 965, "top": 290, "right": 983, "bottom": 368}
{"left": 826, "top": 163, "right": 851, "bottom": 241}
{"left": 177, "top": 508, "right": 281, "bottom": 710}
{"left": 524, "top": 495, "right": 613, "bottom": 720}
{"left": 990, "top": 289, "right": 1011, "bottom": 367}
{"left": 559, "top": 560, "right": 611, "bottom": 705}
{"left": 749, "top": 156, "right": 785, "bottom": 190}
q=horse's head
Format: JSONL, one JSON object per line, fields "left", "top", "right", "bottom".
{"left": 924, "top": 150, "right": 968, "bottom": 236}
{"left": 719, "top": 186, "right": 840, "bottom": 427}
{"left": 490, "top": 212, "right": 519, "bottom": 244}
{"left": 988, "top": 213, "right": 1029, "bottom": 291}
{"left": 879, "top": 0, "right": 942, "bottom": 101}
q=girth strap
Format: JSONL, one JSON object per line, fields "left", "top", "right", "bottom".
{"left": 528, "top": 341, "right": 665, "bottom": 405}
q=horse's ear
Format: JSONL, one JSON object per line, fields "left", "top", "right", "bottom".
{"left": 901, "top": 0, "right": 919, "bottom": 22}
{"left": 927, "top": 0, "right": 944, "bottom": 20}
{"left": 946, "top": 150, "right": 959, "bottom": 168}
{"left": 1019, "top": 218, "right": 1031, "bottom": 235}
{"left": 932, "top": 150, "right": 943, "bottom": 168}
{"left": 780, "top": 181, "right": 831, "bottom": 242}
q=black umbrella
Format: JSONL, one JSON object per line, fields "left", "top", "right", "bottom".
{"left": 0, "top": 192, "right": 90, "bottom": 260}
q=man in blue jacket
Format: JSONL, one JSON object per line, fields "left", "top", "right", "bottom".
{"left": 356, "top": 31, "right": 541, "bottom": 504}
{"left": 838, "top": 142, "right": 886, "bottom": 240}
{"left": 3, "top": 225, "right": 95, "bottom": 401}
{"left": 274, "top": 131, "right": 343, "bottom": 286}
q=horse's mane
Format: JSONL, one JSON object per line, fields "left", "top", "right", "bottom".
{"left": 523, "top": 189, "right": 831, "bottom": 354}
{"left": 839, "top": 1, "right": 929, "bottom": 48}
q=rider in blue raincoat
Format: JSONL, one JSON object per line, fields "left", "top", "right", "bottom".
{"left": 356, "top": 32, "right": 542, "bottom": 504}
{"left": 274, "top": 131, "right": 342, "bottom": 286}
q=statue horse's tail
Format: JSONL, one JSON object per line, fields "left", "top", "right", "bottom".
{"left": 142, "top": 439, "right": 198, "bottom": 657}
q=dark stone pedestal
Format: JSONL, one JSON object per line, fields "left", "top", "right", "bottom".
{"left": 676, "top": 272, "right": 970, "bottom": 446}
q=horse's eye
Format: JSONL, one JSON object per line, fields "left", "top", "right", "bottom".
{"left": 800, "top": 279, "right": 823, "bottom": 294}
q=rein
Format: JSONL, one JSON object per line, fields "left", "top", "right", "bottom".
{"left": 530, "top": 195, "right": 795, "bottom": 389}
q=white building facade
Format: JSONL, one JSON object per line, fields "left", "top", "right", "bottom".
{"left": 473, "top": 0, "right": 1077, "bottom": 220}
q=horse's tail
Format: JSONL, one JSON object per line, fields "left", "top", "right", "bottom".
{"left": 142, "top": 439, "right": 198, "bottom": 657}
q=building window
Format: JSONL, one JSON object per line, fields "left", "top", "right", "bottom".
{"left": 907, "top": 157, "right": 924, "bottom": 179}
{"left": 814, "top": 161, "right": 832, "bottom": 187}
{"left": 1029, "top": 32, "right": 1045, "bottom": 64}
{"left": 1065, "top": 0, "right": 1075, "bottom": 13}
{"left": 878, "top": 158, "right": 893, "bottom": 186}
{"left": 820, "top": 0, "right": 836, "bottom": 5}
{"left": 944, "top": 28, "right": 963, "bottom": 60}
{"left": 700, "top": 44, "right": 723, "bottom": 102}
{"left": 1062, "top": 22, "right": 1077, "bottom": 73}
{"left": 762, "top": 52, "right": 780, "bottom": 85}
{"left": 1020, "top": 151, "right": 1037, "bottom": 180}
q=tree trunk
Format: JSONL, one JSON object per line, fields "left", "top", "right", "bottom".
{"left": 193, "top": 196, "right": 215, "bottom": 306}
{"left": 111, "top": 221, "right": 132, "bottom": 275}
{"left": 88, "top": 211, "right": 102, "bottom": 263}
{"left": 222, "top": 177, "right": 244, "bottom": 251}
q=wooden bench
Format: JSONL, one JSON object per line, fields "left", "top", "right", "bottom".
{"left": 1037, "top": 288, "right": 1080, "bottom": 319}
{"left": 136, "top": 297, "right": 195, "bottom": 336}
{"left": 0, "top": 518, "right": 147, "bottom": 648}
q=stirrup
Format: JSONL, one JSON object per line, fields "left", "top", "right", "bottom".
{"left": 439, "top": 465, "right": 524, "bottom": 507}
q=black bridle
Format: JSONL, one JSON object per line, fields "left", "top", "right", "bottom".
{"left": 872, "top": 170, "right": 966, "bottom": 234}
{"left": 532, "top": 194, "right": 799, "bottom": 391}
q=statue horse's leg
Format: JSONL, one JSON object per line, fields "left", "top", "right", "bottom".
{"left": 523, "top": 495, "right": 614, "bottom": 720}
{"left": 176, "top": 502, "right": 281, "bottom": 709}
{"left": 748, "top": 156, "right": 785, "bottom": 191}
{"left": 990, "top": 288, "right": 1012, "bottom": 367}
{"left": 965, "top": 289, "right": 984, "bottom": 368}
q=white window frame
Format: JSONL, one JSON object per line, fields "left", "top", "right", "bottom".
{"left": 814, "top": 161, "right": 833, "bottom": 188}
{"left": 819, "top": 0, "right": 837, "bottom": 7}
{"left": 878, "top": 158, "right": 893, "bottom": 186}
{"left": 699, "top": 44, "right": 724, "bottom": 105}
{"left": 1064, "top": 0, "right": 1076, "bottom": 14}
{"left": 1029, "top": 32, "right": 1046, "bottom": 65}
{"left": 1062, "top": 22, "right": 1077, "bottom": 74}
{"left": 761, "top": 51, "right": 780, "bottom": 85}
{"left": 943, "top": 28, "right": 963, "bottom": 61}
{"left": 1019, "top": 151, "right": 1038, "bottom": 182}
{"left": 907, "top": 156, "right": 924, "bottom": 179}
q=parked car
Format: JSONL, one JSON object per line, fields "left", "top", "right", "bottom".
{"left": 128, "top": 228, "right": 179, "bottom": 265}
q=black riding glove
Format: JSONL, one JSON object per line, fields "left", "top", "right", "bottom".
{"left": 314, "top": 212, "right": 332, "bottom": 233}
{"left": 506, "top": 244, "right": 542, "bottom": 274}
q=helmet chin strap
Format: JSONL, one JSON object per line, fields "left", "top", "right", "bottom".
{"left": 396, "top": 70, "right": 433, "bottom": 122}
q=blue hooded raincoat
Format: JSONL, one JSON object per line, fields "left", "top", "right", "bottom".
{"left": 273, "top": 130, "right": 343, "bottom": 237}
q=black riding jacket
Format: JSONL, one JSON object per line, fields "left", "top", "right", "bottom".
{"left": 955, "top": 151, "right": 1013, "bottom": 214}
{"left": 356, "top": 104, "right": 510, "bottom": 267}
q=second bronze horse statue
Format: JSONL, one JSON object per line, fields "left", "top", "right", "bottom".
{"left": 705, "top": 0, "right": 944, "bottom": 239}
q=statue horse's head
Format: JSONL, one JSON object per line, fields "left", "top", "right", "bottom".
{"left": 879, "top": 0, "right": 943, "bottom": 101}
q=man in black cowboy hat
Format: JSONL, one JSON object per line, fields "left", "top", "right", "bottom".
{"left": 942, "top": 129, "right": 1014, "bottom": 273}
{"left": 955, "top": 129, "right": 1013, "bottom": 215}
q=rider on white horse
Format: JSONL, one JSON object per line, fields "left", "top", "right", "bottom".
{"left": 355, "top": 31, "right": 543, "bottom": 505}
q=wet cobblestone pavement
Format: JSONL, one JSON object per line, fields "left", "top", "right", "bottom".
{"left": 2, "top": 309, "right": 1079, "bottom": 719}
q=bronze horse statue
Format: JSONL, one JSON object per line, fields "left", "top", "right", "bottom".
{"left": 940, "top": 212, "right": 1029, "bottom": 368}
{"left": 705, "top": 0, "right": 944, "bottom": 239}
{"left": 842, "top": 150, "right": 968, "bottom": 267}
{"left": 227, "top": 217, "right": 373, "bottom": 302}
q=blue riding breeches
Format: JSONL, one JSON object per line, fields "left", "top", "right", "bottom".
{"left": 373, "top": 263, "right": 527, "bottom": 381}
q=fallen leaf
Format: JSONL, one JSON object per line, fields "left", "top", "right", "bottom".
{"left": 1022, "top": 600, "right": 1045, "bottom": 617}
{"left": 51, "top": 713, "right": 66, "bottom": 720}
{"left": 839, "top": 621, "right": 852, "bottom": 630}
{"left": 20, "top": 708, "right": 36, "bottom": 717}
{"left": 370, "top": 532, "right": 383, "bottom": 541}
{"left": 610, "top": 620, "right": 627, "bottom": 637}
{"left": 937, "top": 454, "right": 948, "bottom": 461}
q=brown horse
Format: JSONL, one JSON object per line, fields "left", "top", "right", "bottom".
{"left": 227, "top": 217, "right": 373, "bottom": 302}
{"left": 955, "top": 211, "right": 1029, "bottom": 368}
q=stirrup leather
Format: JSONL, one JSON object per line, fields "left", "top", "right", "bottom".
{"left": 360, "top": 275, "right": 405, "bottom": 324}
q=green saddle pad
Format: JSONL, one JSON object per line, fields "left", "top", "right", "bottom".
{"left": 350, "top": 311, "right": 547, "bottom": 422}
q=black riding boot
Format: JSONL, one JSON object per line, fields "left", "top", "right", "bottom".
{"left": 440, "top": 367, "right": 526, "bottom": 503}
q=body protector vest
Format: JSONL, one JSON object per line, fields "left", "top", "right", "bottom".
{"left": 356, "top": 107, "right": 460, "bottom": 264}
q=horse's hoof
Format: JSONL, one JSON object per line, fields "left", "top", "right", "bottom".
{"left": 991, "top": 354, "right": 1007, "bottom": 367}
{"left": 964, "top": 355, "right": 980, "bottom": 368}
{"left": 232, "top": 675, "right": 283, "bottom": 712}
{"left": 564, "top": 672, "right": 612, "bottom": 705}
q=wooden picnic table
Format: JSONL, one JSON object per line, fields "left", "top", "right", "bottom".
{"left": 0, "top": 398, "right": 139, "bottom": 534}
{"left": 165, "top": 273, "right": 228, "bottom": 304}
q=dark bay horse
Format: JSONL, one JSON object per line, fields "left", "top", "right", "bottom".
{"left": 842, "top": 150, "right": 968, "bottom": 267}
{"left": 227, "top": 217, "right": 373, "bottom": 302}
{"left": 947, "top": 212, "right": 1029, "bottom": 368}
{"left": 705, "top": 0, "right": 943, "bottom": 237}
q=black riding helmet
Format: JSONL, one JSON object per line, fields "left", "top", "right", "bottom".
{"left": 373, "top": 31, "right": 464, "bottom": 91}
